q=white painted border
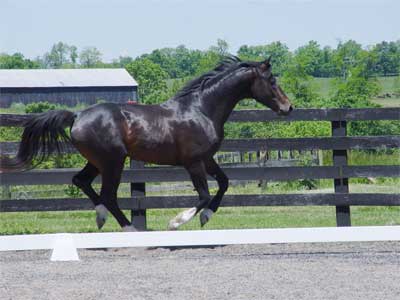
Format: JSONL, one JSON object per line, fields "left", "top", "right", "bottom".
{"left": 0, "top": 226, "right": 399, "bottom": 261}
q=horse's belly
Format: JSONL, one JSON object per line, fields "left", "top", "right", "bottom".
{"left": 126, "top": 139, "right": 181, "bottom": 165}
{"left": 123, "top": 117, "right": 220, "bottom": 165}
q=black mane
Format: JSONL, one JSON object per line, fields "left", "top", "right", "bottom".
{"left": 175, "top": 55, "right": 257, "bottom": 98}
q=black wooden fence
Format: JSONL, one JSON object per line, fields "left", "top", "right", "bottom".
{"left": 1, "top": 108, "right": 399, "bottom": 230}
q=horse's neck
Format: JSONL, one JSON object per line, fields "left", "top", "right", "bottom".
{"left": 201, "top": 69, "right": 253, "bottom": 127}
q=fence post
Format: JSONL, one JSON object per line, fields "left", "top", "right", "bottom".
{"left": 130, "top": 159, "right": 147, "bottom": 231}
{"left": 331, "top": 120, "right": 351, "bottom": 226}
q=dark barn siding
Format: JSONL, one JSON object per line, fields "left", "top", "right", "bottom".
{"left": 0, "top": 86, "right": 137, "bottom": 107}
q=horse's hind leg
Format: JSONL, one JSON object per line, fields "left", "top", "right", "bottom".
{"left": 99, "top": 156, "right": 136, "bottom": 231}
{"left": 72, "top": 162, "right": 108, "bottom": 229}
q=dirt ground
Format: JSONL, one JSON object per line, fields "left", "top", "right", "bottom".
{"left": 1, "top": 241, "right": 400, "bottom": 300}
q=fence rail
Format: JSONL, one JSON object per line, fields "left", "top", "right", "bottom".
{"left": 1, "top": 193, "right": 399, "bottom": 213}
{"left": 1, "top": 136, "right": 400, "bottom": 155}
{"left": 1, "top": 108, "right": 399, "bottom": 229}
{"left": 1, "top": 108, "right": 400, "bottom": 127}
{"left": 1, "top": 165, "right": 399, "bottom": 185}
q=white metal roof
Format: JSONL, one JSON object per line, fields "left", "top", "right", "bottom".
{"left": 0, "top": 68, "right": 138, "bottom": 88}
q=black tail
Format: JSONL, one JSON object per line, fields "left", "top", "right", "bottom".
{"left": 0, "top": 110, "right": 76, "bottom": 172}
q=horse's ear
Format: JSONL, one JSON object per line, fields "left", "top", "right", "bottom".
{"left": 259, "top": 56, "right": 272, "bottom": 72}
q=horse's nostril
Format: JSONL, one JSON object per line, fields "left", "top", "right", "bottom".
{"left": 289, "top": 105, "right": 293, "bottom": 112}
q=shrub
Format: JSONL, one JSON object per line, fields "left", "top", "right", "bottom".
{"left": 25, "top": 102, "right": 57, "bottom": 113}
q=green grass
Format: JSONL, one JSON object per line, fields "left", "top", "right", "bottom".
{"left": 1, "top": 205, "right": 399, "bottom": 235}
{"left": 312, "top": 77, "right": 333, "bottom": 98}
{"left": 1, "top": 182, "right": 399, "bottom": 235}
{"left": 320, "top": 149, "right": 400, "bottom": 169}
{"left": 371, "top": 98, "right": 400, "bottom": 107}
{"left": 376, "top": 76, "right": 400, "bottom": 93}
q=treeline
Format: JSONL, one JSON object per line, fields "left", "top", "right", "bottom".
{"left": 2, "top": 39, "right": 400, "bottom": 113}
{"left": 1, "top": 39, "right": 399, "bottom": 77}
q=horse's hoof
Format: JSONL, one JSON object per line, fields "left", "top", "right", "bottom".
{"left": 167, "top": 207, "right": 197, "bottom": 230}
{"left": 167, "top": 221, "right": 179, "bottom": 231}
{"left": 200, "top": 208, "right": 213, "bottom": 227}
{"left": 95, "top": 204, "right": 108, "bottom": 230}
{"left": 122, "top": 225, "right": 138, "bottom": 232}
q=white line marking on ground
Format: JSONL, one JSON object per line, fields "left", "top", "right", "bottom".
{"left": 0, "top": 226, "right": 399, "bottom": 261}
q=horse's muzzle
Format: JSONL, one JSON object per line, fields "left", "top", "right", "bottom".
{"left": 278, "top": 105, "right": 293, "bottom": 116}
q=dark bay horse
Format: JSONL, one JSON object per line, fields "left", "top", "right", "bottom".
{"left": 1, "top": 56, "right": 292, "bottom": 231}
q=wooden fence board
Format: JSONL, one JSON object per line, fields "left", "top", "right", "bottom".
{"left": 1, "top": 165, "right": 398, "bottom": 186}
{"left": 2, "top": 136, "right": 399, "bottom": 155}
{"left": 2, "top": 108, "right": 399, "bottom": 127}
{"left": 1, "top": 193, "right": 399, "bottom": 212}
{"left": 228, "top": 108, "right": 400, "bottom": 122}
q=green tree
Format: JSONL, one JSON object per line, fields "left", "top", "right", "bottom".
{"left": 372, "top": 41, "right": 400, "bottom": 75}
{"left": 142, "top": 48, "right": 176, "bottom": 76}
{"left": 280, "top": 59, "right": 321, "bottom": 108}
{"left": 294, "top": 41, "right": 325, "bottom": 77}
{"left": 209, "top": 39, "right": 229, "bottom": 57}
{"left": 43, "top": 42, "right": 74, "bottom": 68}
{"left": 79, "top": 47, "right": 102, "bottom": 68}
{"left": 332, "top": 40, "right": 363, "bottom": 80}
{"left": 69, "top": 45, "right": 78, "bottom": 66}
{"left": 195, "top": 50, "right": 220, "bottom": 75}
{"left": 192, "top": 39, "right": 232, "bottom": 76}
{"left": 237, "top": 41, "right": 291, "bottom": 75}
{"left": 319, "top": 46, "right": 337, "bottom": 77}
{"left": 116, "top": 56, "right": 133, "bottom": 67}
{"left": 174, "top": 45, "right": 203, "bottom": 77}
{"left": 327, "top": 50, "right": 386, "bottom": 136}
{"left": 0, "top": 53, "right": 39, "bottom": 69}
{"left": 125, "top": 58, "right": 168, "bottom": 103}
{"left": 143, "top": 46, "right": 203, "bottom": 78}
{"left": 329, "top": 47, "right": 380, "bottom": 109}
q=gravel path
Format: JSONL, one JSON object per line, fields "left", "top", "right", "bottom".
{"left": 1, "top": 242, "right": 400, "bottom": 300}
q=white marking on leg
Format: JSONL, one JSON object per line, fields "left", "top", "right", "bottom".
{"left": 95, "top": 204, "right": 108, "bottom": 229}
{"left": 168, "top": 207, "right": 197, "bottom": 230}
{"left": 122, "top": 225, "right": 138, "bottom": 232}
{"left": 200, "top": 208, "right": 213, "bottom": 227}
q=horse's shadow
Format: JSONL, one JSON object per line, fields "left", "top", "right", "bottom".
{"left": 147, "top": 245, "right": 226, "bottom": 251}
{"left": 86, "top": 228, "right": 227, "bottom": 252}
{"left": 146, "top": 228, "right": 227, "bottom": 251}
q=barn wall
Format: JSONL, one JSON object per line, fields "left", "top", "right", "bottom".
{"left": 0, "top": 86, "right": 137, "bottom": 107}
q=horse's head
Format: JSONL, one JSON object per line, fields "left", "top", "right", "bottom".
{"left": 250, "top": 57, "right": 293, "bottom": 115}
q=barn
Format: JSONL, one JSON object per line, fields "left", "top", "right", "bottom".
{"left": 0, "top": 68, "right": 138, "bottom": 108}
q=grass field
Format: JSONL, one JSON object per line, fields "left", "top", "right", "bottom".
{"left": 1, "top": 182, "right": 399, "bottom": 235}
{"left": 1, "top": 204, "right": 399, "bottom": 235}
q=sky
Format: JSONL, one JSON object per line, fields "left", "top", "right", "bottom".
{"left": 1, "top": 0, "right": 399, "bottom": 61}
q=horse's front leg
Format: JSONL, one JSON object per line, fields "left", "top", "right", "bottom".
{"left": 168, "top": 161, "right": 211, "bottom": 230}
{"left": 200, "top": 158, "right": 229, "bottom": 227}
